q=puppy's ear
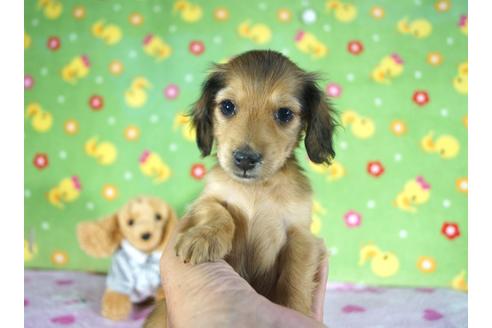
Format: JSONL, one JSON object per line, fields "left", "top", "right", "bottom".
{"left": 77, "top": 214, "right": 122, "bottom": 258}
{"left": 301, "top": 75, "right": 337, "bottom": 164}
{"left": 190, "top": 67, "right": 226, "bottom": 157}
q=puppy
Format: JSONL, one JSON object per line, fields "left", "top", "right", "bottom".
{"left": 145, "top": 50, "right": 336, "bottom": 326}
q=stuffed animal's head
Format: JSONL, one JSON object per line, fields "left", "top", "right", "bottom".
{"left": 77, "top": 196, "right": 177, "bottom": 257}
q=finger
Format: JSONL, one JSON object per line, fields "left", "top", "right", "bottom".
{"left": 311, "top": 251, "right": 328, "bottom": 322}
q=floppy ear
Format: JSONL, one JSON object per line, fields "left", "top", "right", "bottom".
{"left": 301, "top": 75, "right": 337, "bottom": 164}
{"left": 190, "top": 67, "right": 226, "bottom": 157}
{"left": 77, "top": 213, "right": 122, "bottom": 258}
{"left": 146, "top": 197, "right": 178, "bottom": 252}
{"left": 158, "top": 204, "right": 178, "bottom": 252}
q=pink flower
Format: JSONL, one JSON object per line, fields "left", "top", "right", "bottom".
{"left": 33, "top": 153, "right": 49, "bottom": 170}
{"left": 89, "top": 95, "right": 104, "bottom": 110}
{"left": 347, "top": 40, "right": 364, "bottom": 55}
{"left": 164, "top": 84, "right": 180, "bottom": 100}
{"left": 47, "top": 36, "right": 61, "bottom": 51}
{"left": 367, "top": 161, "right": 385, "bottom": 177}
{"left": 344, "top": 210, "right": 362, "bottom": 228}
{"left": 189, "top": 41, "right": 205, "bottom": 56}
{"left": 326, "top": 83, "right": 342, "bottom": 97}
{"left": 24, "top": 75, "right": 34, "bottom": 90}
{"left": 190, "top": 163, "right": 206, "bottom": 180}
{"left": 413, "top": 90, "right": 430, "bottom": 106}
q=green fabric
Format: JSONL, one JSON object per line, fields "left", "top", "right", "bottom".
{"left": 24, "top": 0, "right": 467, "bottom": 289}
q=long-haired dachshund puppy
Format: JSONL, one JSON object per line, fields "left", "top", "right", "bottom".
{"left": 145, "top": 50, "right": 336, "bottom": 326}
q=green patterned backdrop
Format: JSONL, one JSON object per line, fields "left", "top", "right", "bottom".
{"left": 24, "top": 0, "right": 468, "bottom": 289}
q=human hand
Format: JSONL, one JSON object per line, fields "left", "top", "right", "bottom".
{"left": 159, "top": 230, "right": 328, "bottom": 328}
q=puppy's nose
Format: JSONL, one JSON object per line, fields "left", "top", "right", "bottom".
{"left": 233, "top": 147, "right": 262, "bottom": 171}
{"left": 141, "top": 232, "right": 152, "bottom": 241}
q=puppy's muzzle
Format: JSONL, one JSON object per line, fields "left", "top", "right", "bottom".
{"left": 233, "top": 147, "right": 262, "bottom": 171}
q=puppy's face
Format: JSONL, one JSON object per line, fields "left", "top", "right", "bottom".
{"left": 117, "top": 197, "right": 171, "bottom": 252}
{"left": 192, "top": 51, "right": 336, "bottom": 182}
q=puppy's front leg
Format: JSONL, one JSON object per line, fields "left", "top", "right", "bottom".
{"left": 175, "top": 197, "right": 235, "bottom": 265}
{"left": 275, "top": 226, "right": 326, "bottom": 317}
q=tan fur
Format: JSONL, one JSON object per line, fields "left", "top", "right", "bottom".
{"left": 77, "top": 196, "right": 177, "bottom": 321}
{"left": 145, "top": 50, "right": 335, "bottom": 326}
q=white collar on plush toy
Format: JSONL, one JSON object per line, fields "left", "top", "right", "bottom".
{"left": 121, "top": 240, "right": 162, "bottom": 265}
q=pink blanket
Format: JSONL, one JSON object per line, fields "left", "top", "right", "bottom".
{"left": 25, "top": 270, "right": 467, "bottom": 327}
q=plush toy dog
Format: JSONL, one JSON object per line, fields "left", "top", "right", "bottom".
{"left": 77, "top": 196, "right": 177, "bottom": 320}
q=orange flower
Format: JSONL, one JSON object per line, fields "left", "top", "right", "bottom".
{"left": 390, "top": 120, "right": 407, "bottom": 136}
{"left": 370, "top": 6, "right": 385, "bottom": 19}
{"left": 456, "top": 177, "right": 468, "bottom": 193}
{"left": 214, "top": 7, "right": 229, "bottom": 21}
{"left": 72, "top": 5, "right": 86, "bottom": 20}
{"left": 51, "top": 250, "right": 69, "bottom": 266}
{"left": 102, "top": 184, "right": 118, "bottom": 201}
{"left": 124, "top": 125, "right": 140, "bottom": 141}
{"left": 277, "top": 8, "right": 292, "bottom": 22}
{"left": 462, "top": 115, "right": 468, "bottom": 128}
{"left": 64, "top": 119, "right": 79, "bottom": 135}
{"left": 434, "top": 0, "right": 451, "bottom": 12}
{"left": 129, "top": 12, "right": 144, "bottom": 26}
{"left": 427, "top": 52, "right": 444, "bottom": 66}
{"left": 417, "top": 256, "right": 436, "bottom": 273}
{"left": 109, "top": 60, "right": 124, "bottom": 75}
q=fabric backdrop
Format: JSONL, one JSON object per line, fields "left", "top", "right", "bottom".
{"left": 24, "top": 0, "right": 468, "bottom": 289}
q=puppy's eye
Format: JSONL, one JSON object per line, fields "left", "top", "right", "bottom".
{"left": 220, "top": 100, "right": 236, "bottom": 117}
{"left": 127, "top": 219, "right": 134, "bottom": 226}
{"left": 155, "top": 213, "right": 162, "bottom": 221}
{"left": 275, "top": 108, "right": 294, "bottom": 123}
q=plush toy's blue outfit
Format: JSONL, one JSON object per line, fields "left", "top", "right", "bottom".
{"left": 106, "top": 240, "right": 162, "bottom": 302}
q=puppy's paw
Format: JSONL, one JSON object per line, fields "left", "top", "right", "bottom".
{"left": 101, "top": 290, "right": 132, "bottom": 321}
{"left": 175, "top": 226, "right": 232, "bottom": 265}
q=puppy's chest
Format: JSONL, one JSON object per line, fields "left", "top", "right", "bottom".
{"left": 223, "top": 187, "right": 310, "bottom": 264}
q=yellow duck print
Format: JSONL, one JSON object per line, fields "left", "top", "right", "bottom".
{"left": 326, "top": 0, "right": 357, "bottom": 23}
{"left": 139, "top": 150, "right": 171, "bottom": 184}
{"left": 38, "top": 0, "right": 62, "bottom": 20}
{"left": 459, "top": 15, "right": 468, "bottom": 35}
{"left": 421, "top": 131, "right": 460, "bottom": 159}
{"left": 341, "top": 111, "right": 375, "bottom": 139}
{"left": 394, "top": 176, "right": 431, "bottom": 213}
{"left": 25, "top": 32, "right": 31, "bottom": 49}
{"left": 173, "top": 0, "right": 203, "bottom": 23}
{"left": 25, "top": 103, "right": 53, "bottom": 133}
{"left": 398, "top": 17, "right": 432, "bottom": 38}
{"left": 61, "top": 55, "right": 90, "bottom": 84}
{"left": 143, "top": 34, "right": 172, "bottom": 61}
{"left": 372, "top": 54, "right": 404, "bottom": 84}
{"left": 238, "top": 21, "right": 272, "bottom": 44}
{"left": 309, "top": 160, "right": 345, "bottom": 181}
{"left": 125, "top": 77, "right": 152, "bottom": 108}
{"left": 453, "top": 62, "right": 468, "bottom": 95}
{"left": 310, "top": 200, "right": 326, "bottom": 235}
{"left": 47, "top": 176, "right": 82, "bottom": 208}
{"left": 359, "top": 244, "right": 400, "bottom": 277}
{"left": 24, "top": 236, "right": 38, "bottom": 262}
{"left": 295, "top": 30, "right": 328, "bottom": 59}
{"left": 451, "top": 270, "right": 468, "bottom": 292}
{"left": 91, "top": 20, "right": 122, "bottom": 45}
{"left": 85, "top": 137, "right": 117, "bottom": 165}
{"left": 173, "top": 112, "right": 196, "bottom": 141}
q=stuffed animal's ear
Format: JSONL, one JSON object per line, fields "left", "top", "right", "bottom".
{"left": 147, "top": 197, "right": 178, "bottom": 252}
{"left": 190, "top": 66, "right": 226, "bottom": 157}
{"left": 77, "top": 214, "right": 122, "bottom": 258}
{"left": 301, "top": 75, "right": 337, "bottom": 164}
{"left": 158, "top": 204, "right": 178, "bottom": 252}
